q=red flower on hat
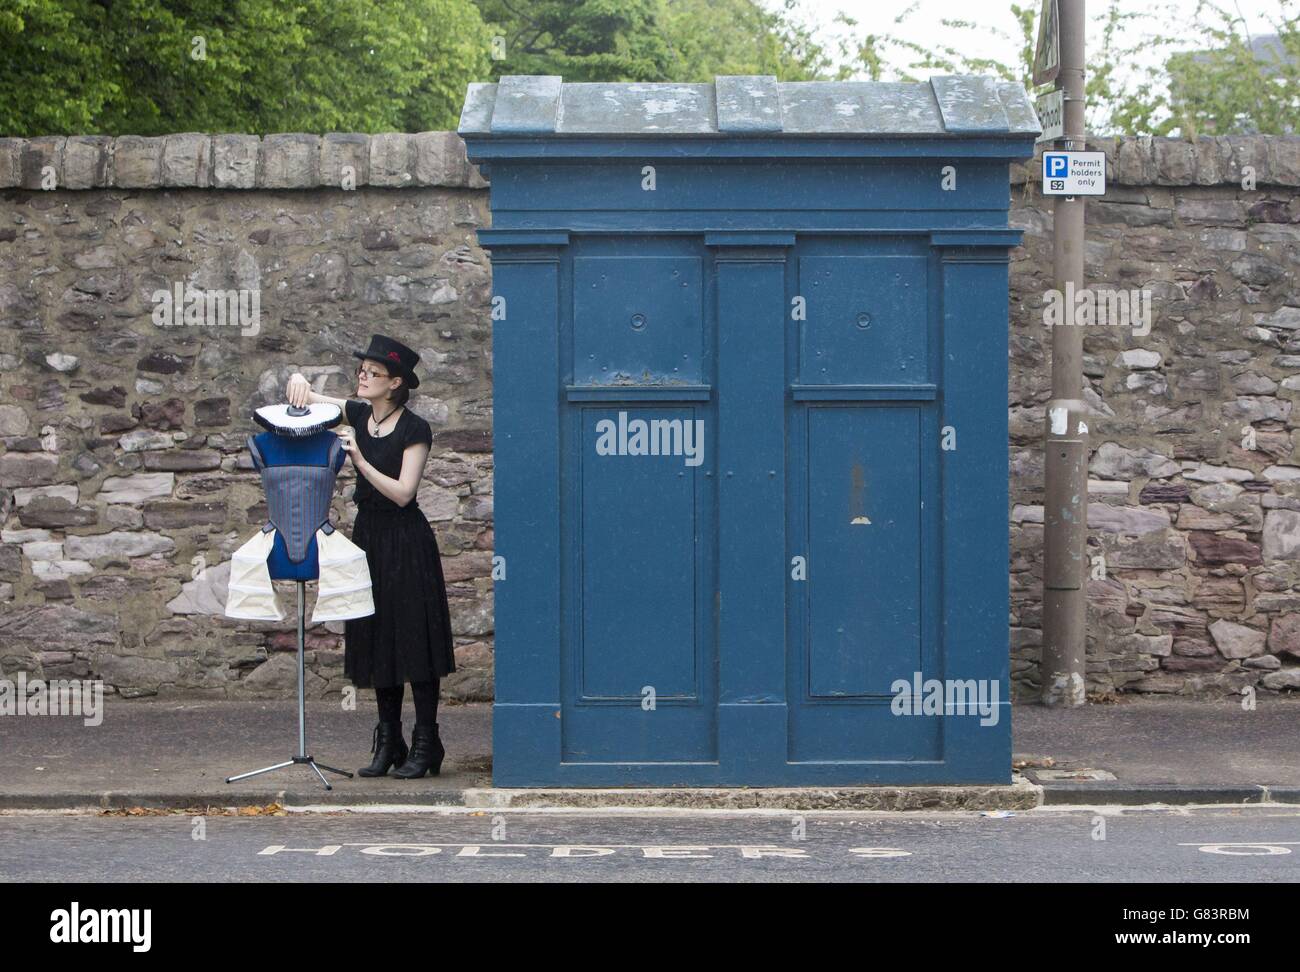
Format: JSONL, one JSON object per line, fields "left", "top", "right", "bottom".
{"left": 387, "top": 351, "right": 401, "bottom": 361}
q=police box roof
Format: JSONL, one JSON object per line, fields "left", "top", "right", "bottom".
{"left": 458, "top": 75, "right": 1042, "bottom": 139}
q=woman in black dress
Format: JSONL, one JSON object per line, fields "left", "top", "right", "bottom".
{"left": 285, "top": 334, "right": 456, "bottom": 778}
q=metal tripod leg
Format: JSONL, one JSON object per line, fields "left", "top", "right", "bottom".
{"left": 311, "top": 762, "right": 353, "bottom": 778}
{"left": 226, "top": 760, "right": 296, "bottom": 784}
{"left": 307, "top": 760, "right": 332, "bottom": 790}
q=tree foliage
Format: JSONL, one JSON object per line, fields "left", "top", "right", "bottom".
{"left": 0, "top": 0, "right": 494, "bottom": 135}
{"left": 1156, "top": 0, "right": 1299, "bottom": 135}
{"left": 0, "top": 0, "right": 833, "bottom": 135}
{"left": 7, "top": 0, "right": 1289, "bottom": 138}
{"left": 1079, "top": 0, "right": 1298, "bottom": 135}
{"left": 834, "top": 0, "right": 1300, "bottom": 136}
{"left": 472, "top": 0, "right": 831, "bottom": 82}
{"left": 833, "top": 0, "right": 1038, "bottom": 85}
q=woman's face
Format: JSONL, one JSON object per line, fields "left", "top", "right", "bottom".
{"left": 356, "top": 361, "right": 398, "bottom": 402}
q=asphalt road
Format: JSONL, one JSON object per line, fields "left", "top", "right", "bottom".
{"left": 1, "top": 805, "right": 1297, "bottom": 883}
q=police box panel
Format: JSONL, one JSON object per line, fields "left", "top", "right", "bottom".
{"left": 786, "top": 235, "right": 942, "bottom": 763}
{"left": 562, "top": 235, "right": 718, "bottom": 765}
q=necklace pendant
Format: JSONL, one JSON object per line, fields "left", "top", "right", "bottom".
{"left": 370, "top": 406, "right": 395, "bottom": 436}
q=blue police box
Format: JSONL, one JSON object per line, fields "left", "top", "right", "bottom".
{"left": 458, "top": 76, "right": 1040, "bottom": 786}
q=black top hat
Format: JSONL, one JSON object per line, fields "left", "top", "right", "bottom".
{"left": 353, "top": 334, "right": 420, "bottom": 390}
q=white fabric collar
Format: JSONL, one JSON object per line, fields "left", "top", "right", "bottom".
{"left": 253, "top": 402, "right": 343, "bottom": 437}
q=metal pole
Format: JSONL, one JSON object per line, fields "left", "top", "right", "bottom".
{"left": 1041, "top": 0, "right": 1089, "bottom": 707}
{"left": 297, "top": 581, "right": 307, "bottom": 757}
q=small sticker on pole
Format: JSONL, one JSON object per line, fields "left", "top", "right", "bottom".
{"left": 1042, "top": 152, "right": 1106, "bottom": 196}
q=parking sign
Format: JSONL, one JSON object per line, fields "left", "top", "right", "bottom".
{"left": 1042, "top": 151, "right": 1106, "bottom": 196}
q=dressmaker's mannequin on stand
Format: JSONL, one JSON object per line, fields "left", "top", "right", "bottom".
{"left": 224, "top": 402, "right": 374, "bottom": 790}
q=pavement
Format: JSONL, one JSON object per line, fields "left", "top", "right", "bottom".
{"left": 1014, "top": 696, "right": 1300, "bottom": 804}
{"left": 1, "top": 696, "right": 1298, "bottom": 811}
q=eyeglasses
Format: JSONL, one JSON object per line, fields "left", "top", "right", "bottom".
{"left": 356, "top": 365, "right": 391, "bottom": 381}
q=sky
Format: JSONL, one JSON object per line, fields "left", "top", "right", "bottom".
{"left": 782, "top": 0, "right": 1294, "bottom": 80}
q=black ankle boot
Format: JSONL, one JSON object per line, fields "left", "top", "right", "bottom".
{"left": 393, "top": 722, "right": 445, "bottom": 779}
{"left": 358, "top": 721, "right": 408, "bottom": 777}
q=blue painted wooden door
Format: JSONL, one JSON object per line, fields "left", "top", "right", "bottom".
{"left": 785, "top": 237, "right": 943, "bottom": 764}
{"left": 560, "top": 236, "right": 719, "bottom": 766}
{"left": 552, "top": 231, "right": 958, "bottom": 778}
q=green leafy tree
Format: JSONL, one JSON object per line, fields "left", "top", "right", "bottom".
{"left": 1081, "top": 0, "right": 1298, "bottom": 135}
{"left": 651, "top": 0, "right": 832, "bottom": 81}
{"left": 0, "top": 0, "right": 493, "bottom": 135}
{"left": 833, "top": 0, "right": 1037, "bottom": 85}
{"left": 1156, "top": 0, "right": 1299, "bottom": 135}
{"left": 472, "top": 0, "right": 675, "bottom": 81}
{"left": 832, "top": 0, "right": 1300, "bottom": 136}
{"left": 472, "top": 0, "right": 831, "bottom": 82}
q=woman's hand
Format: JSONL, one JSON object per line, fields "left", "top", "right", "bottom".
{"left": 286, "top": 373, "right": 312, "bottom": 408}
{"left": 336, "top": 427, "right": 364, "bottom": 468}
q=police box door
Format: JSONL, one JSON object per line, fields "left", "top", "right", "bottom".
{"left": 785, "top": 236, "right": 944, "bottom": 768}
{"left": 559, "top": 234, "right": 719, "bottom": 771}
{"left": 548, "top": 231, "right": 998, "bottom": 784}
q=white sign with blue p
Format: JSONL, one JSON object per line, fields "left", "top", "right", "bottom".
{"left": 1042, "top": 151, "right": 1107, "bottom": 196}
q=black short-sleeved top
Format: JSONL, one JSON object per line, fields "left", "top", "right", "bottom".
{"left": 344, "top": 399, "right": 433, "bottom": 511}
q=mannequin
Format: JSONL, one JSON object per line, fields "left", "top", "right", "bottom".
{"left": 224, "top": 403, "right": 374, "bottom": 623}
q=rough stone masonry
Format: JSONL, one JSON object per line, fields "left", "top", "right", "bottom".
{"left": 0, "top": 131, "right": 1298, "bottom": 703}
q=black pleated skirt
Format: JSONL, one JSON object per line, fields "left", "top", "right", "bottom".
{"left": 344, "top": 502, "right": 456, "bottom": 688}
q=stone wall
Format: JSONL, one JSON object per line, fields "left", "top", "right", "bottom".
{"left": 1, "top": 132, "right": 1298, "bottom": 702}
{"left": 0, "top": 133, "right": 496, "bottom": 702}
{"left": 1008, "top": 136, "right": 1300, "bottom": 699}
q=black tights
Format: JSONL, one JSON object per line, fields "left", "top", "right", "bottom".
{"left": 375, "top": 679, "right": 440, "bottom": 727}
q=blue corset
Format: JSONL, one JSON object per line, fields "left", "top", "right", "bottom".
{"left": 248, "top": 431, "right": 346, "bottom": 580}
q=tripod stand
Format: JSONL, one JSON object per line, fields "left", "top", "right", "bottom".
{"left": 226, "top": 581, "right": 354, "bottom": 790}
